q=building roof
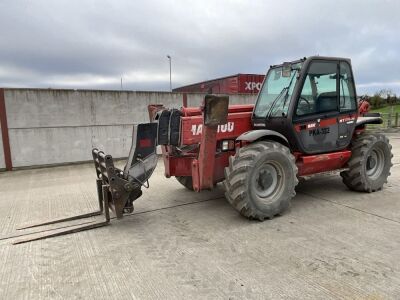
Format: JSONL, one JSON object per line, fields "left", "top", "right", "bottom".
{"left": 173, "top": 73, "right": 264, "bottom": 91}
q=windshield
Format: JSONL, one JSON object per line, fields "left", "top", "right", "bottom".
{"left": 254, "top": 62, "right": 302, "bottom": 118}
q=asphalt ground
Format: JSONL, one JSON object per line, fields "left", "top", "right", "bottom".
{"left": 0, "top": 132, "right": 399, "bottom": 299}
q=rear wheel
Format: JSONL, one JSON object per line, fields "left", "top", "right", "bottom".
{"left": 223, "top": 141, "right": 298, "bottom": 220}
{"left": 340, "top": 133, "right": 392, "bottom": 192}
{"left": 175, "top": 176, "right": 194, "bottom": 191}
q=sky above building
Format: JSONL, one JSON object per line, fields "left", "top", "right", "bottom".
{"left": 0, "top": 0, "right": 399, "bottom": 94}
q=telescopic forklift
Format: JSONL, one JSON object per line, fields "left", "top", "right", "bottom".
{"left": 15, "top": 56, "right": 392, "bottom": 244}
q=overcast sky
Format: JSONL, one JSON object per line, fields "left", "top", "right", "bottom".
{"left": 0, "top": 0, "right": 399, "bottom": 94}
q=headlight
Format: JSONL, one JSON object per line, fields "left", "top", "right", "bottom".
{"left": 221, "top": 140, "right": 235, "bottom": 151}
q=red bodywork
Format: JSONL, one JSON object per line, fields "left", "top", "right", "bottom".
{"left": 154, "top": 101, "right": 362, "bottom": 192}
{"left": 358, "top": 98, "right": 371, "bottom": 115}
{"left": 173, "top": 74, "right": 265, "bottom": 94}
{"left": 162, "top": 105, "right": 254, "bottom": 191}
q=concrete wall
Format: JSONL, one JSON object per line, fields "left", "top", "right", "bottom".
{"left": 3, "top": 89, "right": 256, "bottom": 168}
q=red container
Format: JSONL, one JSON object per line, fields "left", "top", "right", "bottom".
{"left": 173, "top": 74, "right": 265, "bottom": 94}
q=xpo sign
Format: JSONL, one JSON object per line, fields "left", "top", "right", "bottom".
{"left": 244, "top": 81, "right": 262, "bottom": 91}
{"left": 238, "top": 74, "right": 265, "bottom": 94}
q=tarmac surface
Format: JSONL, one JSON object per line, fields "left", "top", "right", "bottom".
{"left": 0, "top": 132, "right": 399, "bottom": 299}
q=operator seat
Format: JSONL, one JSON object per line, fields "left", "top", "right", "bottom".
{"left": 316, "top": 92, "right": 337, "bottom": 113}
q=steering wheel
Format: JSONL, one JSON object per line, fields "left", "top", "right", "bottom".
{"left": 298, "top": 96, "right": 311, "bottom": 112}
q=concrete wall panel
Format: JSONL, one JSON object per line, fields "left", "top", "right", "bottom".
{"left": 91, "top": 91, "right": 186, "bottom": 125}
{"left": 9, "top": 127, "right": 93, "bottom": 167}
{"left": 91, "top": 125, "right": 134, "bottom": 158}
{"left": 3, "top": 88, "right": 256, "bottom": 168}
{"left": 8, "top": 125, "right": 134, "bottom": 167}
{"left": 5, "top": 89, "right": 93, "bottom": 128}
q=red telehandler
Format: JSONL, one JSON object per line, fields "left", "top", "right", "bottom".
{"left": 15, "top": 56, "right": 392, "bottom": 244}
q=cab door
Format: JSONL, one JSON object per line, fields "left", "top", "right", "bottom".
{"left": 292, "top": 60, "right": 341, "bottom": 154}
{"left": 336, "top": 61, "right": 358, "bottom": 148}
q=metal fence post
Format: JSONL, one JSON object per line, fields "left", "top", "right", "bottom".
{"left": 0, "top": 88, "right": 13, "bottom": 171}
{"left": 395, "top": 112, "right": 399, "bottom": 127}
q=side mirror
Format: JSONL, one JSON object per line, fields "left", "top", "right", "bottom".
{"left": 203, "top": 95, "right": 229, "bottom": 127}
{"left": 282, "top": 62, "right": 291, "bottom": 77}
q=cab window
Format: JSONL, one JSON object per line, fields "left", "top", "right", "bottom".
{"left": 339, "top": 62, "right": 357, "bottom": 112}
{"left": 296, "top": 61, "right": 338, "bottom": 116}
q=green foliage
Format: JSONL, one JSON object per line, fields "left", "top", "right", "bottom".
{"left": 371, "top": 104, "right": 400, "bottom": 114}
{"left": 367, "top": 89, "right": 399, "bottom": 109}
{"left": 370, "top": 93, "right": 384, "bottom": 108}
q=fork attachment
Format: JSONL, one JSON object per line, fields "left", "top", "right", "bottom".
{"left": 13, "top": 123, "right": 158, "bottom": 244}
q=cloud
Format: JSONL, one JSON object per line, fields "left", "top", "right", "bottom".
{"left": 0, "top": 0, "right": 399, "bottom": 94}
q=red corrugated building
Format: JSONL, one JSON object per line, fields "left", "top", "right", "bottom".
{"left": 173, "top": 74, "right": 265, "bottom": 94}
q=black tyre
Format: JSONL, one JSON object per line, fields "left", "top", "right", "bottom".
{"left": 175, "top": 176, "right": 194, "bottom": 191}
{"left": 340, "top": 133, "right": 393, "bottom": 192}
{"left": 223, "top": 141, "right": 298, "bottom": 220}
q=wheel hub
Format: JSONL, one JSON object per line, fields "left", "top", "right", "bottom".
{"left": 366, "top": 148, "right": 384, "bottom": 179}
{"left": 254, "top": 163, "right": 282, "bottom": 200}
{"left": 367, "top": 155, "right": 376, "bottom": 170}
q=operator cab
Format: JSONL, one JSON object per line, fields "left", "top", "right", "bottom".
{"left": 252, "top": 56, "right": 358, "bottom": 154}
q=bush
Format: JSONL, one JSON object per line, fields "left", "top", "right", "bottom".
{"left": 370, "top": 94, "right": 384, "bottom": 108}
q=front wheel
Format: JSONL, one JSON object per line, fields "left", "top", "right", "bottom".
{"left": 223, "top": 141, "right": 298, "bottom": 220}
{"left": 340, "top": 133, "right": 393, "bottom": 192}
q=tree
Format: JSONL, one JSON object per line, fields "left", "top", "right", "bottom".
{"left": 370, "top": 93, "right": 384, "bottom": 108}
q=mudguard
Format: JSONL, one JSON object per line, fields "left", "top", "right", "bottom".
{"left": 236, "top": 129, "right": 289, "bottom": 146}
